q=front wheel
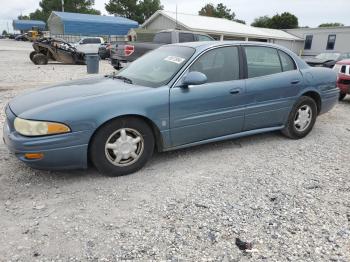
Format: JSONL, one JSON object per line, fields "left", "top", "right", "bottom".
{"left": 282, "top": 96, "right": 317, "bottom": 139}
{"left": 339, "top": 92, "right": 346, "bottom": 101}
{"left": 90, "top": 117, "right": 155, "bottom": 176}
{"left": 29, "top": 51, "right": 38, "bottom": 62}
{"left": 32, "top": 53, "right": 48, "bottom": 65}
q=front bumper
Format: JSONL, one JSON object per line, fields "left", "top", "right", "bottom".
{"left": 337, "top": 77, "right": 350, "bottom": 94}
{"left": 3, "top": 105, "right": 91, "bottom": 170}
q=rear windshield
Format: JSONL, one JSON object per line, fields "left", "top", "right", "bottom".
{"left": 117, "top": 46, "right": 195, "bottom": 87}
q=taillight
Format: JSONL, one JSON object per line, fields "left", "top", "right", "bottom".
{"left": 124, "top": 45, "right": 134, "bottom": 56}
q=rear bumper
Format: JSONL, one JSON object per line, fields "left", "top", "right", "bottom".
{"left": 3, "top": 117, "right": 91, "bottom": 170}
{"left": 320, "top": 88, "right": 339, "bottom": 114}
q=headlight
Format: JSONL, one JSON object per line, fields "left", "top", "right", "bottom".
{"left": 14, "top": 117, "right": 71, "bottom": 136}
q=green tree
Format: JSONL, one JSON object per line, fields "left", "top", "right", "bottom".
{"left": 251, "top": 12, "right": 298, "bottom": 29}
{"left": 319, "top": 22, "right": 344, "bottom": 27}
{"left": 2, "top": 30, "right": 8, "bottom": 35}
{"left": 198, "top": 3, "right": 245, "bottom": 24}
{"left": 21, "top": 0, "right": 101, "bottom": 23}
{"left": 269, "top": 12, "right": 298, "bottom": 29}
{"left": 251, "top": 15, "right": 271, "bottom": 28}
{"left": 17, "top": 15, "right": 30, "bottom": 20}
{"left": 105, "top": 0, "right": 163, "bottom": 24}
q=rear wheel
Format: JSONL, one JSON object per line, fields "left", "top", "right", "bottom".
{"left": 339, "top": 92, "right": 346, "bottom": 101}
{"left": 90, "top": 117, "right": 155, "bottom": 176}
{"left": 282, "top": 96, "right": 317, "bottom": 139}
{"left": 32, "top": 53, "right": 48, "bottom": 65}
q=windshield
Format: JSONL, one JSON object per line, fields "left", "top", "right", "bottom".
{"left": 315, "top": 53, "right": 341, "bottom": 60}
{"left": 116, "top": 46, "right": 195, "bottom": 87}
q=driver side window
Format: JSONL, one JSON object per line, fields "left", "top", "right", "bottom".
{"left": 189, "top": 46, "right": 240, "bottom": 83}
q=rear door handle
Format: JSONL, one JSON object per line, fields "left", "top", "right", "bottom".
{"left": 230, "top": 89, "right": 240, "bottom": 94}
{"left": 291, "top": 80, "right": 300, "bottom": 85}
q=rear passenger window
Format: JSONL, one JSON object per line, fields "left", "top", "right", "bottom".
{"left": 154, "top": 32, "right": 171, "bottom": 44}
{"left": 179, "top": 33, "right": 194, "bottom": 43}
{"left": 278, "top": 51, "right": 296, "bottom": 72}
{"left": 245, "top": 46, "right": 282, "bottom": 78}
{"left": 341, "top": 65, "right": 346, "bottom": 73}
{"left": 189, "top": 46, "right": 240, "bottom": 83}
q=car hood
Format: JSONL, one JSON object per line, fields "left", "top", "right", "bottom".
{"left": 9, "top": 76, "right": 149, "bottom": 117}
{"left": 304, "top": 57, "right": 334, "bottom": 65}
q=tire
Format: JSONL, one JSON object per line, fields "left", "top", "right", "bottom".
{"left": 29, "top": 51, "right": 38, "bottom": 62}
{"left": 282, "top": 96, "right": 317, "bottom": 139}
{"left": 339, "top": 92, "right": 346, "bottom": 101}
{"left": 90, "top": 117, "right": 155, "bottom": 176}
{"left": 32, "top": 53, "right": 48, "bottom": 65}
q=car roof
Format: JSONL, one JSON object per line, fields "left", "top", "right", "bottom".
{"left": 170, "top": 40, "right": 292, "bottom": 50}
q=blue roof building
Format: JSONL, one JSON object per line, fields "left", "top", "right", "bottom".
{"left": 13, "top": 20, "right": 46, "bottom": 31}
{"left": 48, "top": 11, "right": 139, "bottom": 36}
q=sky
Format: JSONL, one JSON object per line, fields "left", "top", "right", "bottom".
{"left": 1, "top": 0, "right": 350, "bottom": 32}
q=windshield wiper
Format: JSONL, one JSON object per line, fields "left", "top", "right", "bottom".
{"left": 114, "top": 75, "right": 133, "bottom": 84}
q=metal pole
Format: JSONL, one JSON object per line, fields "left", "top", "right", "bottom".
{"left": 62, "top": 0, "right": 64, "bottom": 12}
{"left": 175, "top": 5, "right": 178, "bottom": 29}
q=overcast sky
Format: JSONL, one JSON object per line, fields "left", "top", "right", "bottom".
{"left": 1, "top": 0, "right": 349, "bottom": 32}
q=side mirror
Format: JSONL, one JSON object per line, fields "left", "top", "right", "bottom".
{"left": 180, "top": 71, "right": 207, "bottom": 87}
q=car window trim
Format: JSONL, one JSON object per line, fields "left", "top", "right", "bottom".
{"left": 241, "top": 45, "right": 299, "bottom": 79}
{"left": 172, "top": 44, "right": 243, "bottom": 88}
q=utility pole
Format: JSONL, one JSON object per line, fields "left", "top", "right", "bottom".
{"left": 62, "top": 0, "right": 64, "bottom": 12}
{"left": 175, "top": 5, "right": 178, "bottom": 29}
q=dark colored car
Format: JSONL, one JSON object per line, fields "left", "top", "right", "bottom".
{"left": 110, "top": 29, "right": 214, "bottom": 69}
{"left": 3, "top": 42, "right": 339, "bottom": 176}
{"left": 305, "top": 52, "right": 350, "bottom": 68}
{"left": 15, "top": 34, "right": 28, "bottom": 41}
{"left": 98, "top": 42, "right": 112, "bottom": 59}
{"left": 333, "top": 59, "right": 350, "bottom": 100}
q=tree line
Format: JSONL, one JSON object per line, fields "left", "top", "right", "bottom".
{"left": 18, "top": 0, "right": 345, "bottom": 29}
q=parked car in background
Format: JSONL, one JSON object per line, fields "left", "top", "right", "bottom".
{"left": 15, "top": 34, "right": 28, "bottom": 41}
{"left": 98, "top": 42, "right": 112, "bottom": 59}
{"left": 110, "top": 29, "right": 214, "bottom": 69}
{"left": 72, "top": 37, "right": 105, "bottom": 53}
{"left": 305, "top": 52, "right": 350, "bottom": 68}
{"left": 333, "top": 59, "right": 350, "bottom": 100}
{"left": 3, "top": 42, "right": 338, "bottom": 176}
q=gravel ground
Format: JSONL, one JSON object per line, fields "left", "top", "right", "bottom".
{"left": 0, "top": 39, "right": 350, "bottom": 261}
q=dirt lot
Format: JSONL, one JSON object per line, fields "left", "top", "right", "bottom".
{"left": 0, "top": 39, "right": 349, "bottom": 261}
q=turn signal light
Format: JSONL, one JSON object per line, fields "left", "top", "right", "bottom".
{"left": 24, "top": 153, "right": 44, "bottom": 160}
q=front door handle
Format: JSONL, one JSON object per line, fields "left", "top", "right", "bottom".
{"left": 230, "top": 89, "right": 240, "bottom": 94}
{"left": 291, "top": 80, "right": 300, "bottom": 85}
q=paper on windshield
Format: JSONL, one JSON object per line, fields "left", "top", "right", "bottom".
{"left": 164, "top": 56, "right": 186, "bottom": 64}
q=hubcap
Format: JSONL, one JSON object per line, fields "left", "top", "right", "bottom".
{"left": 294, "top": 105, "right": 312, "bottom": 132}
{"left": 105, "top": 128, "right": 144, "bottom": 167}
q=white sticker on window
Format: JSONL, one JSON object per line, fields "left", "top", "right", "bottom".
{"left": 164, "top": 56, "right": 185, "bottom": 64}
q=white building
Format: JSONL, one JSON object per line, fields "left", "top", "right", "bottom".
{"left": 286, "top": 27, "right": 350, "bottom": 57}
{"left": 142, "top": 10, "right": 304, "bottom": 54}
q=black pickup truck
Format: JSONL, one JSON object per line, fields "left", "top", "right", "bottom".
{"left": 110, "top": 29, "right": 214, "bottom": 69}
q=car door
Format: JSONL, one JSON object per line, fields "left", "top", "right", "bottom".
{"left": 242, "top": 46, "right": 303, "bottom": 131}
{"left": 169, "top": 46, "right": 246, "bottom": 147}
